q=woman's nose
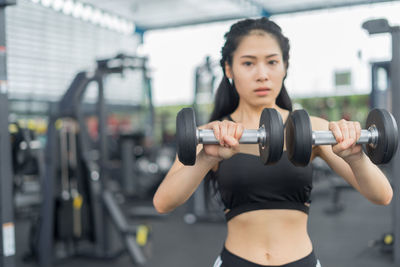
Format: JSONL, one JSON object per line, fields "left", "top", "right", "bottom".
{"left": 255, "top": 64, "right": 269, "bottom": 82}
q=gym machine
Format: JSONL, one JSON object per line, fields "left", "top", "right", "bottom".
{"left": 370, "top": 61, "right": 391, "bottom": 110}
{"left": 363, "top": 18, "right": 400, "bottom": 263}
{"left": 9, "top": 121, "right": 44, "bottom": 218}
{"left": 36, "top": 54, "right": 153, "bottom": 267}
{"left": 193, "top": 56, "right": 217, "bottom": 125}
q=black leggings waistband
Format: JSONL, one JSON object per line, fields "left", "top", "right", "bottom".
{"left": 219, "top": 246, "right": 318, "bottom": 267}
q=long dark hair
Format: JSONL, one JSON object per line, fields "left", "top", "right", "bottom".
{"left": 209, "top": 17, "right": 292, "bottom": 122}
{"left": 205, "top": 17, "right": 292, "bottom": 200}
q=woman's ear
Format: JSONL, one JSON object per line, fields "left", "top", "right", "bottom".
{"left": 224, "top": 61, "right": 233, "bottom": 79}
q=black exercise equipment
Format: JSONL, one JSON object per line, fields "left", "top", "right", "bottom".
{"left": 119, "top": 132, "right": 173, "bottom": 199}
{"left": 176, "top": 107, "right": 284, "bottom": 165}
{"left": 8, "top": 122, "right": 44, "bottom": 222}
{"left": 9, "top": 123, "right": 40, "bottom": 176}
{"left": 369, "top": 232, "right": 394, "bottom": 254}
{"left": 370, "top": 61, "right": 390, "bottom": 110}
{"left": 36, "top": 54, "right": 154, "bottom": 267}
{"left": 286, "top": 108, "right": 398, "bottom": 166}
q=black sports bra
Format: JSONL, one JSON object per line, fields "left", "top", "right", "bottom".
{"left": 214, "top": 114, "right": 314, "bottom": 221}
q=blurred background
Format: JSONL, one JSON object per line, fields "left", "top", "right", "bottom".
{"left": 0, "top": 0, "right": 400, "bottom": 266}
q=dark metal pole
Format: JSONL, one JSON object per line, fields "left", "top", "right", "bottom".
{"left": 390, "top": 25, "right": 400, "bottom": 264}
{"left": 0, "top": 2, "right": 16, "bottom": 267}
{"left": 38, "top": 115, "right": 57, "bottom": 267}
{"left": 142, "top": 59, "right": 155, "bottom": 140}
{"left": 97, "top": 74, "right": 109, "bottom": 255}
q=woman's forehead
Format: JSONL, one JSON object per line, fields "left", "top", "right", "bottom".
{"left": 234, "top": 33, "right": 281, "bottom": 57}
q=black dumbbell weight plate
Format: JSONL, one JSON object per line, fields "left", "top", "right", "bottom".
{"left": 176, "top": 108, "right": 197, "bottom": 165}
{"left": 259, "top": 108, "right": 284, "bottom": 165}
{"left": 286, "top": 109, "right": 313, "bottom": 166}
{"left": 366, "top": 109, "right": 398, "bottom": 164}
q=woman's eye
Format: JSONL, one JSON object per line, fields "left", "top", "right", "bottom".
{"left": 269, "top": 60, "right": 278, "bottom": 65}
{"left": 243, "top": 62, "right": 253, "bottom": 66}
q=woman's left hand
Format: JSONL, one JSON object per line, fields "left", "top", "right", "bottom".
{"left": 329, "top": 119, "right": 364, "bottom": 164}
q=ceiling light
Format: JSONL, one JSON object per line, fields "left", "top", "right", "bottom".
{"left": 100, "top": 12, "right": 109, "bottom": 28}
{"left": 116, "top": 18, "right": 125, "bottom": 33}
{"left": 52, "top": 0, "right": 64, "bottom": 11}
{"left": 72, "top": 2, "right": 83, "bottom": 18}
{"left": 62, "top": 0, "right": 74, "bottom": 15}
{"left": 111, "top": 16, "right": 120, "bottom": 31}
{"left": 105, "top": 14, "right": 113, "bottom": 29}
{"left": 90, "top": 8, "right": 102, "bottom": 25}
{"left": 81, "top": 5, "right": 92, "bottom": 21}
{"left": 41, "top": 0, "right": 53, "bottom": 7}
{"left": 122, "top": 21, "right": 131, "bottom": 34}
{"left": 127, "top": 22, "right": 135, "bottom": 34}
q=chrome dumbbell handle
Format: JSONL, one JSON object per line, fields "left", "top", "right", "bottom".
{"left": 312, "top": 126, "right": 379, "bottom": 147}
{"left": 197, "top": 128, "right": 267, "bottom": 145}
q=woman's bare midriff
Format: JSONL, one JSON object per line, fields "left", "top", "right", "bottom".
{"left": 224, "top": 209, "right": 312, "bottom": 266}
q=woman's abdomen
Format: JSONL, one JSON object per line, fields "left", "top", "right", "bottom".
{"left": 224, "top": 209, "right": 313, "bottom": 266}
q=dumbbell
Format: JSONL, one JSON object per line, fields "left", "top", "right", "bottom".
{"left": 286, "top": 108, "right": 399, "bottom": 166}
{"left": 176, "top": 107, "right": 284, "bottom": 165}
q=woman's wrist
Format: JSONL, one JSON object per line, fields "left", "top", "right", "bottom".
{"left": 345, "top": 151, "right": 368, "bottom": 168}
{"left": 197, "top": 149, "right": 222, "bottom": 166}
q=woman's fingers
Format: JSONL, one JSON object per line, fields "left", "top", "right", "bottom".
{"left": 219, "top": 121, "right": 228, "bottom": 146}
{"left": 211, "top": 123, "right": 221, "bottom": 144}
{"left": 223, "top": 135, "right": 238, "bottom": 147}
{"left": 329, "top": 119, "right": 363, "bottom": 157}
{"left": 329, "top": 121, "right": 343, "bottom": 144}
{"left": 202, "top": 120, "right": 245, "bottom": 151}
{"left": 354, "top": 121, "right": 362, "bottom": 146}
{"left": 235, "top": 123, "right": 245, "bottom": 141}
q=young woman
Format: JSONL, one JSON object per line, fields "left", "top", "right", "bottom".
{"left": 153, "top": 17, "right": 393, "bottom": 267}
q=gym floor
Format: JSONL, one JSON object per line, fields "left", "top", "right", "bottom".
{"left": 15, "top": 178, "right": 394, "bottom": 267}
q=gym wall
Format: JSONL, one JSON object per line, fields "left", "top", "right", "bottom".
{"left": 6, "top": 0, "right": 143, "bottom": 105}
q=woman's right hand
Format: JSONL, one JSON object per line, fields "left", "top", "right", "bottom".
{"left": 198, "top": 120, "right": 245, "bottom": 161}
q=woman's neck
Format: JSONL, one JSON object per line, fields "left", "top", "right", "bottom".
{"left": 231, "top": 101, "right": 282, "bottom": 127}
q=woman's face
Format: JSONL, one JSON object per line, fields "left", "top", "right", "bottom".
{"left": 225, "top": 32, "right": 287, "bottom": 108}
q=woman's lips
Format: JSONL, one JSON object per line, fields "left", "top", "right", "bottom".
{"left": 254, "top": 88, "right": 271, "bottom": 96}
